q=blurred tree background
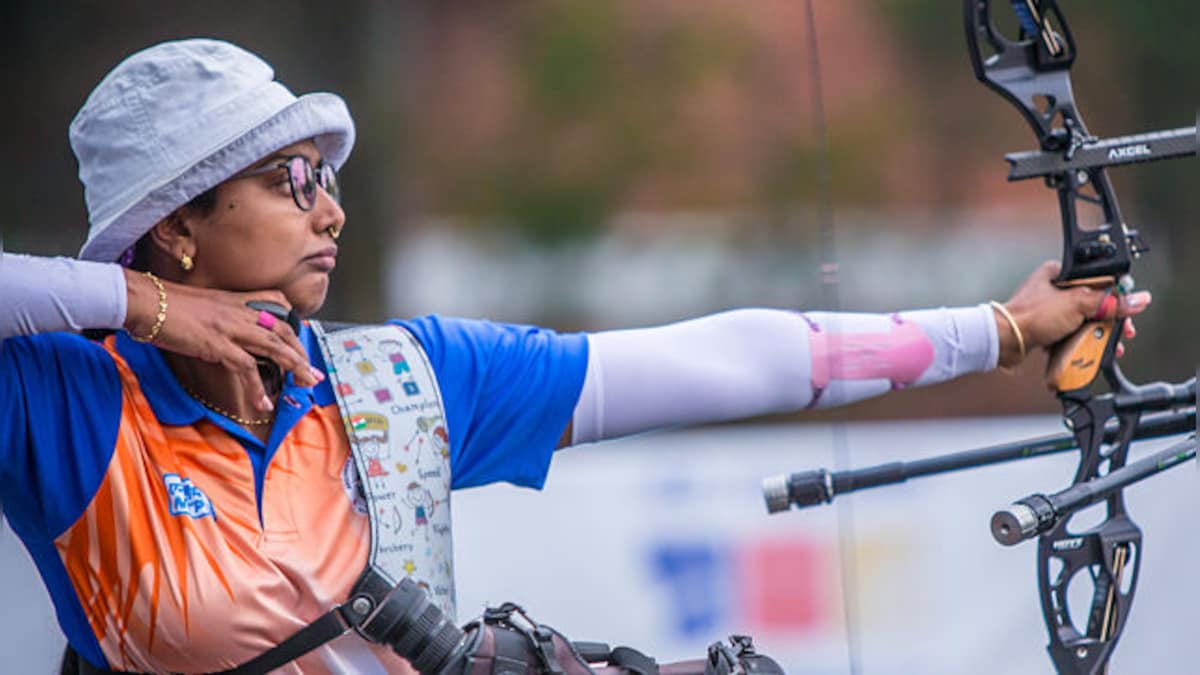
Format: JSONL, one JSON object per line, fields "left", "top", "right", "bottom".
{"left": 1, "top": 0, "right": 1195, "bottom": 418}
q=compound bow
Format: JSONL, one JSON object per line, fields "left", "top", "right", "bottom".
{"left": 964, "top": 2, "right": 1196, "bottom": 672}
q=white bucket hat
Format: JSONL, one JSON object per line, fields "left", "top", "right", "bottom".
{"left": 70, "top": 38, "right": 356, "bottom": 262}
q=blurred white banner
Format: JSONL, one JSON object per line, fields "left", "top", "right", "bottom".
{"left": 452, "top": 417, "right": 1198, "bottom": 675}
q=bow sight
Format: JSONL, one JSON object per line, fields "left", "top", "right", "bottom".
{"left": 764, "top": 2, "right": 1198, "bottom": 674}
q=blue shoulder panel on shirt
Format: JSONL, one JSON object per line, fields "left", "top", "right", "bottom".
{"left": 0, "top": 334, "right": 122, "bottom": 538}
{"left": 0, "top": 333, "right": 120, "bottom": 667}
{"left": 390, "top": 316, "right": 588, "bottom": 491}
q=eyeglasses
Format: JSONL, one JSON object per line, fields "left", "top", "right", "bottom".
{"left": 239, "top": 155, "right": 340, "bottom": 212}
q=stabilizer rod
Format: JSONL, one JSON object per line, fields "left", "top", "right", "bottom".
{"left": 991, "top": 435, "right": 1196, "bottom": 545}
{"left": 762, "top": 408, "right": 1194, "bottom": 514}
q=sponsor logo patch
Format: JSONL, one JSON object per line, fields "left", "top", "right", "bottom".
{"left": 163, "top": 473, "right": 215, "bottom": 519}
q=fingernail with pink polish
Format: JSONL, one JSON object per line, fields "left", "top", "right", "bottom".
{"left": 310, "top": 366, "right": 326, "bottom": 382}
{"left": 260, "top": 396, "right": 275, "bottom": 412}
{"left": 1126, "top": 291, "right": 1151, "bottom": 309}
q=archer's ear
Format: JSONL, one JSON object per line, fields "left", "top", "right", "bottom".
{"left": 145, "top": 210, "right": 196, "bottom": 261}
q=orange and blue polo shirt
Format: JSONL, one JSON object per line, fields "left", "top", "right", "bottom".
{"left": 0, "top": 316, "right": 587, "bottom": 672}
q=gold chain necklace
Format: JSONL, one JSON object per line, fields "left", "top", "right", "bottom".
{"left": 182, "top": 385, "right": 274, "bottom": 426}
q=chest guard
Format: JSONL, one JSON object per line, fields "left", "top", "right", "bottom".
{"left": 313, "top": 321, "right": 456, "bottom": 618}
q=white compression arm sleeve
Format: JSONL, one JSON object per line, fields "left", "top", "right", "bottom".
{"left": 571, "top": 305, "right": 998, "bottom": 444}
{"left": 0, "top": 251, "right": 127, "bottom": 338}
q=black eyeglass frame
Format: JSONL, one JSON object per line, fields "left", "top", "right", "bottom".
{"left": 237, "top": 154, "right": 340, "bottom": 212}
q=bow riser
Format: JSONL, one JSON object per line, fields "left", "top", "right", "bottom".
{"left": 964, "top": 2, "right": 1150, "bottom": 672}
{"left": 965, "top": 0, "right": 1076, "bottom": 147}
{"left": 966, "top": 1, "right": 1144, "bottom": 290}
{"left": 1039, "top": 515, "right": 1141, "bottom": 675}
{"left": 1051, "top": 168, "right": 1131, "bottom": 286}
{"left": 1034, "top": 400, "right": 1145, "bottom": 674}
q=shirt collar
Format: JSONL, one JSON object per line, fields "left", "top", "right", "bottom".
{"left": 115, "top": 325, "right": 328, "bottom": 430}
{"left": 115, "top": 331, "right": 206, "bottom": 426}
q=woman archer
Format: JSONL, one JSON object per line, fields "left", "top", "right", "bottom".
{"left": 0, "top": 39, "right": 1146, "bottom": 674}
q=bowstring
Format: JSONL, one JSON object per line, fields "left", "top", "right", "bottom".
{"left": 801, "top": 2, "right": 862, "bottom": 673}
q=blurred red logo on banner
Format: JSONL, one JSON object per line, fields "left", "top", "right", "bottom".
{"left": 737, "top": 538, "right": 825, "bottom": 631}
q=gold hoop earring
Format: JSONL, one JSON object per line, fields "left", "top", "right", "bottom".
{"left": 180, "top": 254, "right": 194, "bottom": 271}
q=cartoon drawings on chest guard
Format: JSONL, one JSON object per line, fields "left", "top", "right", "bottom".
{"left": 378, "top": 339, "right": 411, "bottom": 376}
{"left": 379, "top": 339, "right": 422, "bottom": 397}
{"left": 406, "top": 414, "right": 449, "bottom": 470}
{"left": 350, "top": 412, "right": 391, "bottom": 482}
{"left": 334, "top": 379, "right": 363, "bottom": 406}
{"left": 385, "top": 504, "right": 404, "bottom": 535}
{"left": 405, "top": 481, "right": 437, "bottom": 542}
{"left": 418, "top": 415, "right": 450, "bottom": 461}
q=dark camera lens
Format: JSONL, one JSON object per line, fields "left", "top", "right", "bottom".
{"left": 356, "top": 577, "right": 467, "bottom": 674}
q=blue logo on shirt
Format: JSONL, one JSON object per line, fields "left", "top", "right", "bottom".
{"left": 163, "top": 473, "right": 215, "bottom": 519}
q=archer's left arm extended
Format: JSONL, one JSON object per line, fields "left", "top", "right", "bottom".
{"left": 562, "top": 262, "right": 1148, "bottom": 447}
{"left": 568, "top": 304, "right": 995, "bottom": 445}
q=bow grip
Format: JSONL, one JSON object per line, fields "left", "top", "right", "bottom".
{"left": 1046, "top": 319, "right": 1115, "bottom": 391}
